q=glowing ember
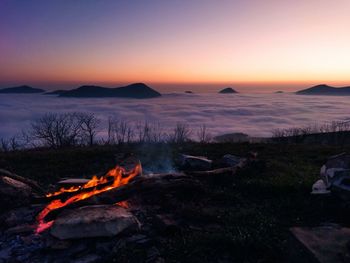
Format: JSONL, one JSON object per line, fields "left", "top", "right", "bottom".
{"left": 36, "top": 163, "right": 141, "bottom": 233}
{"left": 116, "top": 201, "right": 129, "bottom": 209}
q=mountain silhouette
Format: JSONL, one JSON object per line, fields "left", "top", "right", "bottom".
{"left": 296, "top": 84, "right": 350, "bottom": 95}
{"left": 44, "top": 90, "right": 66, "bottom": 95}
{"left": 219, "top": 87, "right": 238, "bottom": 94}
{"left": 0, "top": 85, "right": 45, "bottom": 94}
{"left": 59, "top": 83, "right": 161, "bottom": 98}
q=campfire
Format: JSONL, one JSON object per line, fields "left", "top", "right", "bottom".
{"left": 0, "top": 152, "right": 252, "bottom": 262}
{"left": 36, "top": 162, "right": 142, "bottom": 234}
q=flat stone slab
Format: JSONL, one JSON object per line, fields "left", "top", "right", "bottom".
{"left": 179, "top": 154, "right": 212, "bottom": 171}
{"left": 291, "top": 225, "right": 350, "bottom": 263}
{"left": 57, "top": 178, "right": 90, "bottom": 186}
{"left": 51, "top": 205, "right": 140, "bottom": 240}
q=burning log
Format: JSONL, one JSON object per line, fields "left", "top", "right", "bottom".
{"left": 45, "top": 157, "right": 142, "bottom": 200}
{"left": 44, "top": 177, "right": 116, "bottom": 202}
{"left": 0, "top": 168, "right": 45, "bottom": 195}
{"left": 43, "top": 173, "right": 196, "bottom": 222}
{"left": 36, "top": 162, "right": 143, "bottom": 232}
{"left": 187, "top": 154, "right": 252, "bottom": 176}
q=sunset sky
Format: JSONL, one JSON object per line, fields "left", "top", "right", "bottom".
{"left": 1, "top": 0, "right": 350, "bottom": 92}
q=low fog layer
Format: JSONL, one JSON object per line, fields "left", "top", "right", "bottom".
{"left": 1, "top": 93, "right": 350, "bottom": 139}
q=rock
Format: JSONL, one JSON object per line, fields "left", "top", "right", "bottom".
{"left": 325, "top": 153, "right": 350, "bottom": 170}
{"left": 331, "top": 176, "right": 350, "bottom": 201}
{"left": 290, "top": 225, "right": 350, "bottom": 263}
{"left": 126, "top": 234, "right": 152, "bottom": 247}
{"left": 72, "top": 254, "right": 101, "bottom": 263}
{"left": 154, "top": 214, "right": 180, "bottom": 234}
{"left": 146, "top": 247, "right": 163, "bottom": 263}
{"left": 0, "top": 248, "right": 11, "bottom": 261}
{"left": 178, "top": 154, "right": 212, "bottom": 171}
{"left": 320, "top": 153, "right": 350, "bottom": 187}
{"left": 65, "top": 242, "right": 89, "bottom": 257}
{"left": 112, "top": 238, "right": 127, "bottom": 254}
{"left": 50, "top": 205, "right": 140, "bottom": 240}
{"left": 311, "top": 179, "right": 330, "bottom": 194}
{"left": 0, "top": 176, "right": 33, "bottom": 210}
{"left": 0, "top": 206, "right": 40, "bottom": 227}
{"left": 95, "top": 241, "right": 114, "bottom": 254}
{"left": 45, "top": 237, "right": 72, "bottom": 250}
{"left": 6, "top": 224, "right": 34, "bottom": 235}
{"left": 220, "top": 154, "right": 246, "bottom": 168}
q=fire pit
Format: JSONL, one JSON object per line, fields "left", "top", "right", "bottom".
{"left": 0, "top": 153, "right": 250, "bottom": 262}
{"left": 36, "top": 161, "right": 142, "bottom": 234}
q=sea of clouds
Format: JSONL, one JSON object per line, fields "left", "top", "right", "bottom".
{"left": 1, "top": 92, "right": 350, "bottom": 139}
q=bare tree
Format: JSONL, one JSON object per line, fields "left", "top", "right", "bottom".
{"left": 30, "top": 113, "right": 83, "bottom": 148}
{"left": 107, "top": 117, "right": 115, "bottom": 144}
{"left": 0, "top": 136, "right": 22, "bottom": 152}
{"left": 149, "top": 122, "right": 166, "bottom": 143}
{"left": 272, "top": 128, "right": 285, "bottom": 138}
{"left": 168, "top": 122, "right": 192, "bottom": 143}
{"left": 271, "top": 120, "right": 350, "bottom": 144}
{"left": 77, "top": 113, "right": 100, "bottom": 146}
{"left": 196, "top": 124, "right": 212, "bottom": 143}
{"left": 106, "top": 118, "right": 134, "bottom": 145}
{"left": 106, "top": 119, "right": 168, "bottom": 144}
{"left": 135, "top": 121, "right": 150, "bottom": 143}
{"left": 9, "top": 136, "right": 20, "bottom": 150}
{"left": 136, "top": 121, "right": 166, "bottom": 143}
{"left": 115, "top": 120, "right": 132, "bottom": 144}
{"left": 0, "top": 138, "right": 9, "bottom": 152}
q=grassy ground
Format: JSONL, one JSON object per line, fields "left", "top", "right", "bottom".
{"left": 1, "top": 143, "right": 350, "bottom": 262}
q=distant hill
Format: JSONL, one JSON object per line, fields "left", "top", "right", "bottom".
{"left": 0, "top": 85, "right": 45, "bottom": 94}
{"left": 214, "top": 132, "right": 249, "bottom": 143}
{"left": 219, "top": 87, "right": 238, "bottom": 94}
{"left": 44, "top": 90, "right": 66, "bottom": 95}
{"left": 275, "top": 91, "right": 284, "bottom": 94}
{"left": 60, "top": 83, "right": 161, "bottom": 98}
{"left": 296, "top": 84, "right": 350, "bottom": 95}
{"left": 185, "top": 91, "right": 193, "bottom": 94}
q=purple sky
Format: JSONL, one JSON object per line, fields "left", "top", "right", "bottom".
{"left": 1, "top": 0, "right": 350, "bottom": 92}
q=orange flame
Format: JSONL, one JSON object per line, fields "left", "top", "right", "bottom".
{"left": 36, "top": 163, "right": 141, "bottom": 233}
{"left": 46, "top": 174, "right": 113, "bottom": 198}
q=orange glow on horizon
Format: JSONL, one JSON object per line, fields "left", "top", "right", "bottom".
{"left": 1, "top": 1, "right": 350, "bottom": 89}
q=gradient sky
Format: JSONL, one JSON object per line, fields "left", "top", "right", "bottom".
{"left": 1, "top": 0, "right": 350, "bottom": 92}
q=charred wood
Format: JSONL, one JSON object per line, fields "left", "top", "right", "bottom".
{"left": 44, "top": 173, "right": 198, "bottom": 221}
{"left": 0, "top": 168, "right": 45, "bottom": 196}
{"left": 186, "top": 166, "right": 238, "bottom": 176}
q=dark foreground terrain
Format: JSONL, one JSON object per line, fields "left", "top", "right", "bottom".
{"left": 1, "top": 142, "right": 350, "bottom": 262}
